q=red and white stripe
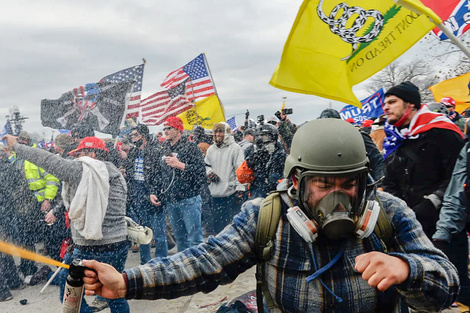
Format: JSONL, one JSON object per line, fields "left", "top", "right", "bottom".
{"left": 125, "top": 92, "right": 141, "bottom": 119}
{"left": 185, "top": 78, "right": 215, "bottom": 102}
{"left": 140, "top": 90, "right": 193, "bottom": 126}
{"left": 406, "top": 104, "right": 464, "bottom": 139}
{"left": 161, "top": 69, "right": 189, "bottom": 89}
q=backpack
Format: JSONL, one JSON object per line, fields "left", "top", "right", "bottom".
{"left": 254, "top": 192, "right": 393, "bottom": 313}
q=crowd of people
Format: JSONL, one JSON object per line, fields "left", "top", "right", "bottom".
{"left": 0, "top": 81, "right": 469, "bottom": 313}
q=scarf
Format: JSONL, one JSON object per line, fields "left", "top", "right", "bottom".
{"left": 383, "top": 104, "right": 464, "bottom": 160}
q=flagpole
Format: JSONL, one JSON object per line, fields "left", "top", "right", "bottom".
{"left": 394, "top": 0, "right": 470, "bottom": 59}
{"left": 203, "top": 53, "right": 225, "bottom": 119}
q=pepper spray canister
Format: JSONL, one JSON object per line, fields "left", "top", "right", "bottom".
{"left": 62, "top": 259, "right": 88, "bottom": 313}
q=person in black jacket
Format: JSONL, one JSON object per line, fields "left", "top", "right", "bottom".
{"left": 243, "top": 124, "right": 286, "bottom": 199}
{"left": 0, "top": 147, "right": 29, "bottom": 301}
{"left": 150, "top": 117, "right": 206, "bottom": 252}
{"left": 122, "top": 124, "right": 167, "bottom": 264}
{"left": 382, "top": 82, "right": 465, "bottom": 239}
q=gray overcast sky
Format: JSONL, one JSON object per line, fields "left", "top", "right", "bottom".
{"left": 0, "top": 0, "right": 450, "bottom": 138}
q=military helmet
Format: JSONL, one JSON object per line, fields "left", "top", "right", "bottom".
{"left": 284, "top": 119, "right": 368, "bottom": 178}
{"left": 427, "top": 102, "right": 448, "bottom": 116}
{"left": 256, "top": 123, "right": 278, "bottom": 143}
{"left": 318, "top": 108, "right": 341, "bottom": 119}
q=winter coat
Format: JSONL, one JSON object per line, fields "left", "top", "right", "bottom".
{"left": 383, "top": 128, "right": 464, "bottom": 237}
{"left": 205, "top": 136, "right": 245, "bottom": 198}
{"left": 238, "top": 139, "right": 253, "bottom": 158}
{"left": 244, "top": 141, "right": 286, "bottom": 198}
{"left": 152, "top": 137, "right": 206, "bottom": 204}
{"left": 0, "top": 156, "right": 34, "bottom": 226}
{"left": 277, "top": 119, "right": 297, "bottom": 153}
{"left": 123, "top": 138, "right": 163, "bottom": 205}
{"left": 360, "top": 131, "right": 384, "bottom": 185}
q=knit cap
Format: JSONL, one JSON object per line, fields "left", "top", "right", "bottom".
{"left": 164, "top": 116, "right": 184, "bottom": 132}
{"left": 385, "top": 81, "right": 421, "bottom": 108}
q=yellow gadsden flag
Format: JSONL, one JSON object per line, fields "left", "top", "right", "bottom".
{"left": 430, "top": 72, "right": 470, "bottom": 113}
{"left": 270, "top": 0, "right": 435, "bottom": 107}
{"left": 177, "top": 94, "right": 225, "bottom": 130}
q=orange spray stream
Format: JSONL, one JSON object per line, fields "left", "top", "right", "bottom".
{"left": 0, "top": 240, "right": 69, "bottom": 269}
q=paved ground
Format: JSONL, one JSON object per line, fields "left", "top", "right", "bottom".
{"left": 1, "top": 246, "right": 463, "bottom": 313}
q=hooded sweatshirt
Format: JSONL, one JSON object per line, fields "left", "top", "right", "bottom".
{"left": 205, "top": 135, "right": 245, "bottom": 198}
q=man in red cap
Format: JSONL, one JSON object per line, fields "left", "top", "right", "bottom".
{"left": 440, "top": 97, "right": 465, "bottom": 132}
{"left": 149, "top": 116, "right": 206, "bottom": 251}
{"left": 3, "top": 134, "right": 130, "bottom": 313}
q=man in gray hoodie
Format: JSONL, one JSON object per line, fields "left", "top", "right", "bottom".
{"left": 205, "top": 123, "right": 245, "bottom": 233}
{"left": 3, "top": 135, "right": 129, "bottom": 313}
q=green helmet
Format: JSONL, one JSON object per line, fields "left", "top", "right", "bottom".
{"left": 284, "top": 119, "right": 368, "bottom": 178}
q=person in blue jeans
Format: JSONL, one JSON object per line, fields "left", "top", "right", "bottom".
{"left": 150, "top": 117, "right": 206, "bottom": 252}
{"left": 166, "top": 195, "right": 204, "bottom": 250}
{"left": 122, "top": 124, "right": 168, "bottom": 264}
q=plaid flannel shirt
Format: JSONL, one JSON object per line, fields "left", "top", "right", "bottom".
{"left": 124, "top": 191, "right": 459, "bottom": 312}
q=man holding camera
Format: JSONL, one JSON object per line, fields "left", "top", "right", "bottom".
{"left": 275, "top": 108, "right": 297, "bottom": 154}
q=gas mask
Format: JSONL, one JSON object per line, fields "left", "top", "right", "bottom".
{"left": 255, "top": 134, "right": 273, "bottom": 150}
{"left": 265, "top": 142, "right": 275, "bottom": 154}
{"left": 287, "top": 174, "right": 379, "bottom": 242}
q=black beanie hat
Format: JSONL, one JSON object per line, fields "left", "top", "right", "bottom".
{"left": 385, "top": 81, "right": 421, "bottom": 108}
{"left": 133, "top": 124, "right": 150, "bottom": 140}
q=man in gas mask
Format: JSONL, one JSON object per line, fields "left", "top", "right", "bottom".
{"left": 238, "top": 123, "right": 286, "bottom": 199}
{"left": 82, "top": 119, "right": 458, "bottom": 313}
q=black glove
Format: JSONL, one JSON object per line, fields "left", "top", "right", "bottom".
{"left": 432, "top": 240, "right": 450, "bottom": 256}
{"left": 207, "top": 172, "right": 220, "bottom": 183}
{"left": 412, "top": 199, "right": 439, "bottom": 232}
{"left": 246, "top": 149, "right": 270, "bottom": 169}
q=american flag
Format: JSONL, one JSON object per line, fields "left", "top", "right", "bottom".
{"left": 226, "top": 116, "right": 237, "bottom": 130}
{"left": 161, "top": 54, "right": 215, "bottom": 102}
{"left": 100, "top": 64, "right": 144, "bottom": 119}
{"left": 140, "top": 79, "right": 193, "bottom": 126}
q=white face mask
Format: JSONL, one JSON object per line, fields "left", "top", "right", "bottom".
{"left": 265, "top": 142, "right": 275, "bottom": 154}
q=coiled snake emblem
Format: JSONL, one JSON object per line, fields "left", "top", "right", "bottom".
{"left": 317, "top": 0, "right": 384, "bottom": 60}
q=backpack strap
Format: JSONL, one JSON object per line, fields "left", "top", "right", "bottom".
{"left": 255, "top": 192, "right": 282, "bottom": 313}
{"left": 373, "top": 196, "right": 393, "bottom": 253}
